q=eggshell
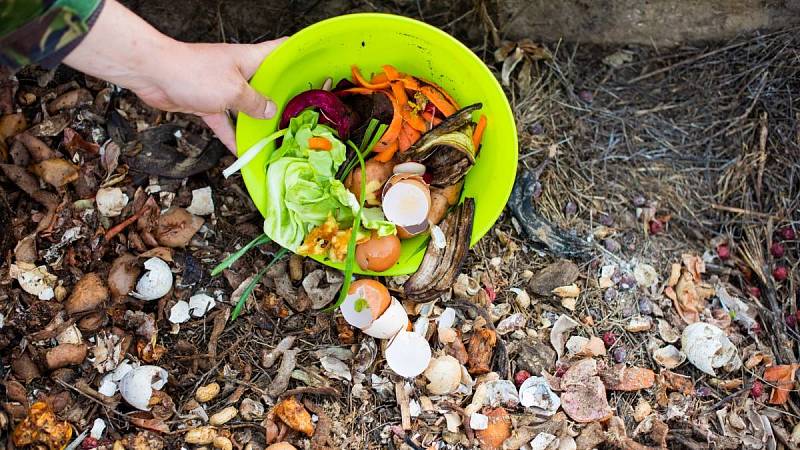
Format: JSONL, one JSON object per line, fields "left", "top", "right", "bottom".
{"left": 385, "top": 330, "right": 432, "bottom": 377}
{"left": 424, "top": 355, "right": 462, "bottom": 395}
{"left": 362, "top": 297, "right": 409, "bottom": 339}
{"left": 119, "top": 365, "right": 168, "bottom": 410}
{"left": 131, "top": 257, "right": 172, "bottom": 301}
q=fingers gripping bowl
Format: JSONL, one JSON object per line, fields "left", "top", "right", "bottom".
{"left": 235, "top": 13, "right": 518, "bottom": 276}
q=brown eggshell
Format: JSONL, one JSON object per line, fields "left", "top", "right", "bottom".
{"left": 347, "top": 158, "right": 394, "bottom": 205}
{"left": 64, "top": 273, "right": 109, "bottom": 314}
{"left": 355, "top": 234, "right": 401, "bottom": 272}
{"left": 476, "top": 407, "right": 512, "bottom": 450}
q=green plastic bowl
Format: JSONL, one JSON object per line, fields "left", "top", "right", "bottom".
{"left": 236, "top": 13, "right": 518, "bottom": 275}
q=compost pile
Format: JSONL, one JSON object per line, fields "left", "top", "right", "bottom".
{"left": 1, "top": 4, "right": 799, "bottom": 450}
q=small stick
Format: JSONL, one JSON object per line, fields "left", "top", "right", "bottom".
{"left": 394, "top": 381, "right": 412, "bottom": 431}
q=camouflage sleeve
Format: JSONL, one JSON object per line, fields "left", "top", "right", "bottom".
{"left": 0, "top": 0, "right": 105, "bottom": 71}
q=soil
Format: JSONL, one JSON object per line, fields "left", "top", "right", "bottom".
{"left": 1, "top": 2, "right": 799, "bottom": 450}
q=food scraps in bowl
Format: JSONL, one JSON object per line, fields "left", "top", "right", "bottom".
{"left": 224, "top": 65, "right": 487, "bottom": 377}
{"left": 224, "top": 64, "right": 485, "bottom": 275}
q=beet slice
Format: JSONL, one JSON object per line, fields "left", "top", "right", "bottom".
{"left": 280, "top": 89, "right": 356, "bottom": 139}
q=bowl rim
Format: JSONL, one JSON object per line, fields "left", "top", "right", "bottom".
{"left": 235, "top": 12, "right": 518, "bottom": 274}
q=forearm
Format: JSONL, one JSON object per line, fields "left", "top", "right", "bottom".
{"left": 62, "top": 0, "right": 181, "bottom": 94}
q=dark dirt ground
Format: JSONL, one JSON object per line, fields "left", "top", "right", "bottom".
{"left": 1, "top": 1, "right": 799, "bottom": 450}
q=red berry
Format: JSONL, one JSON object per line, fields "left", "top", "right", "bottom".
{"left": 773, "top": 265, "right": 789, "bottom": 281}
{"left": 748, "top": 286, "right": 761, "bottom": 298}
{"left": 779, "top": 227, "right": 796, "bottom": 241}
{"left": 81, "top": 437, "right": 99, "bottom": 450}
{"left": 786, "top": 313, "right": 797, "bottom": 328}
{"left": 602, "top": 331, "right": 617, "bottom": 347}
{"left": 751, "top": 380, "right": 763, "bottom": 398}
{"left": 716, "top": 244, "right": 731, "bottom": 260}
{"left": 771, "top": 242, "right": 785, "bottom": 258}
{"left": 422, "top": 172, "right": 433, "bottom": 184}
{"left": 750, "top": 322, "right": 762, "bottom": 335}
{"left": 514, "top": 370, "right": 532, "bottom": 387}
{"left": 648, "top": 220, "right": 663, "bottom": 235}
{"left": 554, "top": 362, "right": 568, "bottom": 377}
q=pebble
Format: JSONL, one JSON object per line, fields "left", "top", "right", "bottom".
{"left": 632, "top": 194, "right": 646, "bottom": 207}
{"left": 612, "top": 347, "right": 627, "bottom": 363}
{"left": 603, "top": 288, "right": 618, "bottom": 302}
{"left": 638, "top": 298, "right": 653, "bottom": 315}
{"left": 563, "top": 201, "right": 577, "bottom": 215}
{"left": 625, "top": 316, "right": 653, "bottom": 332}
{"left": 603, "top": 239, "right": 620, "bottom": 253}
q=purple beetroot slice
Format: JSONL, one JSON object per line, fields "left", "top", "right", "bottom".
{"left": 280, "top": 89, "right": 356, "bottom": 139}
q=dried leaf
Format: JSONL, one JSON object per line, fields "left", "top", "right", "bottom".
{"left": 30, "top": 158, "right": 79, "bottom": 188}
{"left": 273, "top": 396, "right": 314, "bottom": 437}
{"left": 764, "top": 364, "right": 800, "bottom": 405}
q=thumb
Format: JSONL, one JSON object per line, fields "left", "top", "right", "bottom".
{"left": 231, "top": 82, "right": 278, "bottom": 120}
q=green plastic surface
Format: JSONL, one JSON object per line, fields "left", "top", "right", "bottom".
{"left": 236, "top": 13, "right": 518, "bottom": 275}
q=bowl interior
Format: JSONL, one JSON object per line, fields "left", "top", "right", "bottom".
{"left": 236, "top": 13, "right": 518, "bottom": 275}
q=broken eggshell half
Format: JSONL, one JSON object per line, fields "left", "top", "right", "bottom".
{"left": 361, "top": 297, "right": 409, "bottom": 339}
{"left": 119, "top": 365, "right": 168, "bottom": 410}
{"left": 130, "top": 257, "right": 173, "bottom": 301}
{"left": 385, "top": 330, "right": 432, "bottom": 378}
{"left": 381, "top": 173, "right": 431, "bottom": 239}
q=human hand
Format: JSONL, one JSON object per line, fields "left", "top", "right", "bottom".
{"left": 129, "top": 40, "right": 286, "bottom": 153}
{"left": 64, "top": 0, "right": 285, "bottom": 153}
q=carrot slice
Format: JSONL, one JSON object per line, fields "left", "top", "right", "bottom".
{"left": 420, "top": 85, "right": 456, "bottom": 117}
{"left": 472, "top": 115, "right": 487, "bottom": 149}
{"left": 399, "top": 76, "right": 421, "bottom": 91}
{"left": 377, "top": 93, "right": 403, "bottom": 147}
{"left": 371, "top": 72, "right": 388, "bottom": 84}
{"left": 373, "top": 140, "right": 398, "bottom": 162}
{"left": 352, "top": 65, "right": 390, "bottom": 89}
{"left": 390, "top": 81, "right": 408, "bottom": 105}
{"left": 398, "top": 122, "right": 422, "bottom": 152}
{"left": 422, "top": 111, "right": 443, "bottom": 127}
{"left": 383, "top": 65, "right": 401, "bottom": 80}
{"left": 308, "top": 136, "right": 332, "bottom": 151}
{"left": 418, "top": 78, "right": 460, "bottom": 109}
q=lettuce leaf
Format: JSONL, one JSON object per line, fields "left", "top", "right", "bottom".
{"left": 263, "top": 110, "right": 394, "bottom": 250}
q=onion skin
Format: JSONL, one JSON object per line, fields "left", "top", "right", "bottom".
{"left": 280, "top": 89, "right": 356, "bottom": 139}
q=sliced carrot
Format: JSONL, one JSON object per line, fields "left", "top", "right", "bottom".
{"left": 371, "top": 72, "right": 388, "bottom": 84}
{"left": 352, "top": 65, "right": 391, "bottom": 89}
{"left": 472, "top": 115, "right": 487, "bottom": 149}
{"left": 418, "top": 78, "right": 460, "bottom": 109}
{"left": 377, "top": 93, "right": 403, "bottom": 147}
{"left": 420, "top": 85, "right": 456, "bottom": 117}
{"left": 403, "top": 109, "right": 427, "bottom": 133}
{"left": 373, "top": 140, "right": 398, "bottom": 162}
{"left": 390, "top": 81, "right": 408, "bottom": 105}
{"left": 398, "top": 76, "right": 421, "bottom": 91}
{"left": 422, "top": 111, "right": 443, "bottom": 127}
{"left": 383, "top": 65, "right": 401, "bottom": 80}
{"left": 335, "top": 87, "right": 377, "bottom": 96}
{"left": 398, "top": 122, "right": 422, "bottom": 152}
{"left": 308, "top": 136, "right": 333, "bottom": 151}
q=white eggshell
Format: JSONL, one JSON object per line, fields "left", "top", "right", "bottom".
{"left": 168, "top": 301, "right": 190, "bottom": 324}
{"left": 382, "top": 182, "right": 431, "bottom": 227}
{"left": 340, "top": 287, "right": 376, "bottom": 330}
{"left": 681, "top": 322, "right": 741, "bottom": 376}
{"left": 470, "top": 413, "right": 488, "bottom": 430}
{"left": 119, "top": 365, "right": 168, "bottom": 410}
{"left": 90, "top": 418, "right": 106, "bottom": 439}
{"left": 188, "top": 293, "right": 216, "bottom": 317}
{"left": 392, "top": 162, "right": 426, "bottom": 176}
{"left": 131, "top": 258, "right": 173, "bottom": 301}
{"left": 385, "top": 330, "right": 432, "bottom": 378}
{"left": 362, "top": 298, "right": 408, "bottom": 339}
{"left": 423, "top": 355, "right": 462, "bottom": 395}
{"left": 95, "top": 187, "right": 129, "bottom": 217}
{"left": 518, "top": 376, "right": 560, "bottom": 416}
{"left": 437, "top": 307, "right": 457, "bottom": 330}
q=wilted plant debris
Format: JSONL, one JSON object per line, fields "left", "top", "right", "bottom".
{"left": 1, "top": 4, "right": 800, "bottom": 450}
